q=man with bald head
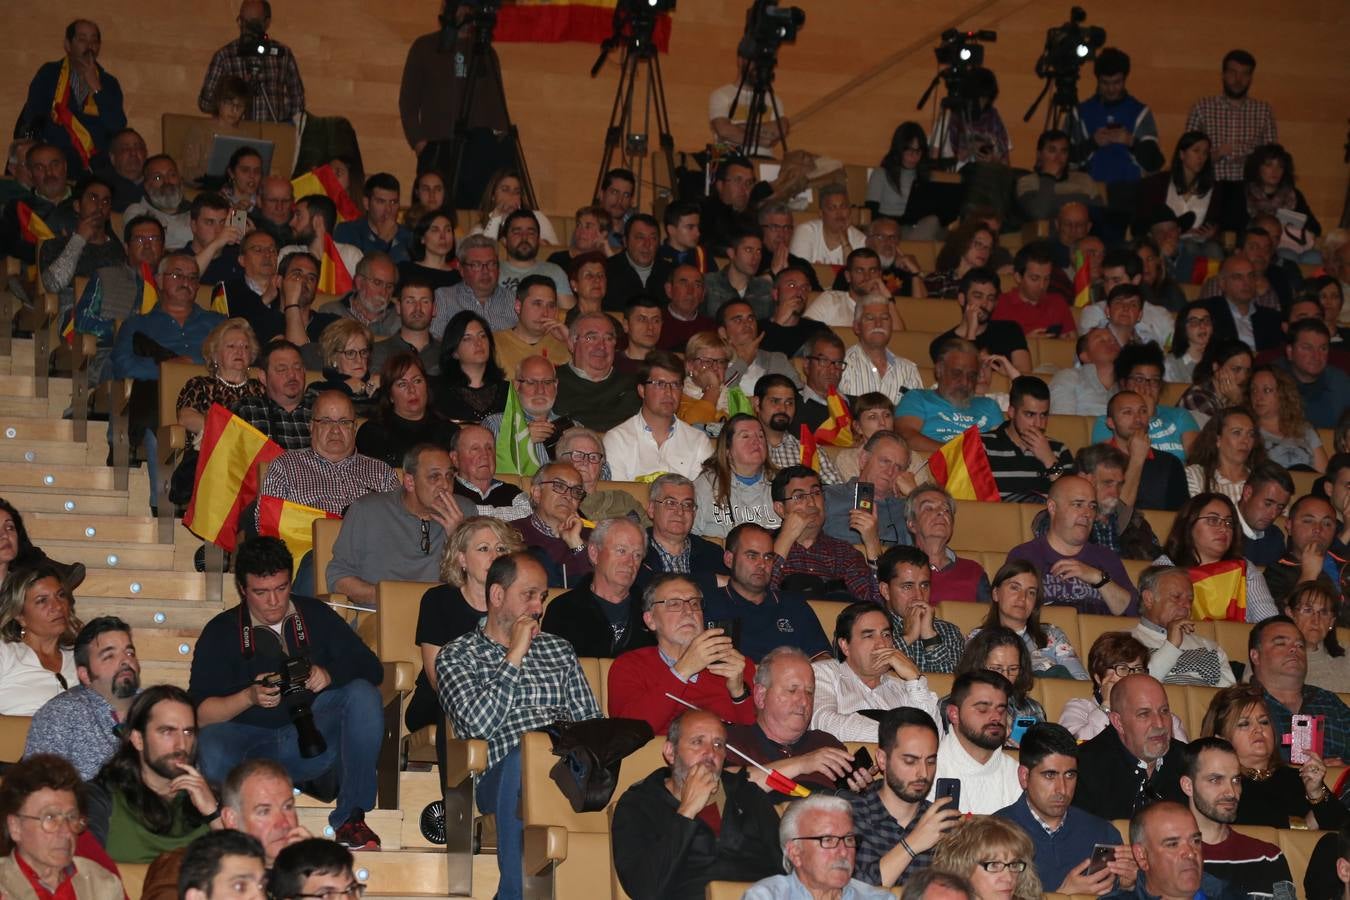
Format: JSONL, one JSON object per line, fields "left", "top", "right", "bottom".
{"left": 1128, "top": 801, "right": 1237, "bottom": 900}
{"left": 257, "top": 390, "right": 400, "bottom": 594}
{"left": 198, "top": 0, "right": 306, "bottom": 122}
{"left": 612, "top": 708, "right": 782, "bottom": 900}
{"left": 1008, "top": 475, "right": 1139, "bottom": 615}
{"left": 251, "top": 175, "right": 295, "bottom": 245}
{"left": 451, "top": 423, "right": 531, "bottom": 520}
{"left": 1203, "top": 255, "right": 1282, "bottom": 351}
{"left": 1072, "top": 674, "right": 1187, "bottom": 820}
{"left": 1051, "top": 201, "right": 1092, "bottom": 268}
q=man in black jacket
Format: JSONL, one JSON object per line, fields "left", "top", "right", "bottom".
{"left": 189, "top": 536, "right": 385, "bottom": 851}
{"left": 612, "top": 709, "right": 781, "bottom": 899}
{"left": 603, "top": 213, "right": 672, "bottom": 311}
{"left": 1203, "top": 255, "right": 1282, "bottom": 352}
{"left": 542, "top": 517, "right": 654, "bottom": 658}
{"left": 1072, "top": 674, "right": 1186, "bottom": 820}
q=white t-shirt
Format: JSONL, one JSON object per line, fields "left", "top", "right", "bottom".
{"left": 708, "top": 83, "right": 787, "bottom": 157}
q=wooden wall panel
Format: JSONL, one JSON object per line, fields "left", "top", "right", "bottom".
{"left": 3, "top": 0, "right": 1346, "bottom": 227}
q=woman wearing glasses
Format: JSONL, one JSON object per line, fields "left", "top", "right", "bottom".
{"left": 553, "top": 428, "right": 647, "bottom": 525}
{"left": 931, "top": 816, "right": 1042, "bottom": 900}
{"left": 0, "top": 564, "right": 80, "bottom": 716}
{"left": 692, "top": 414, "right": 780, "bottom": 539}
{"left": 1164, "top": 300, "right": 1215, "bottom": 384}
{"left": 1059, "top": 632, "right": 1188, "bottom": 742}
{"left": 303, "top": 319, "right": 379, "bottom": 418}
{"left": 1283, "top": 581, "right": 1350, "bottom": 693}
{"left": 949, "top": 628, "right": 1044, "bottom": 746}
{"left": 408, "top": 517, "right": 523, "bottom": 791}
{"left": 971, "top": 561, "right": 1088, "bottom": 681}
{"left": 0, "top": 754, "right": 122, "bottom": 900}
{"left": 1152, "top": 492, "right": 1279, "bottom": 622}
{"left": 1201, "top": 683, "right": 1346, "bottom": 830}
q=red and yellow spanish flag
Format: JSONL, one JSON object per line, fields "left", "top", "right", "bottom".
{"left": 495, "top": 0, "right": 671, "bottom": 50}
{"left": 291, "top": 164, "right": 362, "bottom": 223}
{"left": 929, "top": 425, "right": 1000, "bottom": 502}
{"left": 799, "top": 424, "right": 819, "bottom": 471}
{"left": 257, "top": 496, "right": 340, "bottom": 576}
{"left": 136, "top": 262, "right": 159, "bottom": 315}
{"left": 51, "top": 57, "right": 98, "bottom": 168}
{"left": 183, "top": 404, "right": 285, "bottom": 551}
{"left": 1072, "top": 249, "right": 1092, "bottom": 308}
{"left": 1188, "top": 559, "right": 1247, "bottom": 622}
{"left": 813, "top": 387, "right": 853, "bottom": 447}
{"left": 1188, "top": 256, "right": 1221, "bottom": 286}
{"left": 16, "top": 203, "right": 55, "bottom": 246}
{"left": 318, "top": 234, "right": 353, "bottom": 295}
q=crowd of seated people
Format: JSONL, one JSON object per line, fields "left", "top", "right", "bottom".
{"left": 7, "top": 7, "right": 1350, "bottom": 900}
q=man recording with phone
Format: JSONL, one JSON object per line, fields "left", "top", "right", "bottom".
{"left": 994, "top": 723, "right": 1135, "bottom": 896}
{"left": 189, "top": 536, "right": 386, "bottom": 851}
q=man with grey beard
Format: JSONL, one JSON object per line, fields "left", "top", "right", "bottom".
{"left": 25, "top": 616, "right": 142, "bottom": 779}
{"left": 124, "top": 154, "right": 192, "bottom": 247}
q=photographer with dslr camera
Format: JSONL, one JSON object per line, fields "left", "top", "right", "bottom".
{"left": 198, "top": 1, "right": 305, "bottom": 123}
{"left": 189, "top": 536, "right": 385, "bottom": 851}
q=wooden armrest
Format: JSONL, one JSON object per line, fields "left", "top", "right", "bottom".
{"left": 77, "top": 332, "right": 98, "bottom": 360}
{"left": 158, "top": 424, "right": 187, "bottom": 458}
{"left": 523, "top": 825, "right": 569, "bottom": 875}
{"left": 379, "top": 662, "right": 415, "bottom": 706}
{"left": 444, "top": 738, "right": 488, "bottom": 786}
{"left": 38, "top": 291, "right": 58, "bottom": 320}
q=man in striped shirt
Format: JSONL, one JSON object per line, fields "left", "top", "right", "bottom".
{"left": 839, "top": 295, "right": 923, "bottom": 406}
{"left": 980, "top": 376, "right": 1073, "bottom": 502}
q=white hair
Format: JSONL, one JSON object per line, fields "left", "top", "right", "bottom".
{"left": 779, "top": 794, "right": 853, "bottom": 872}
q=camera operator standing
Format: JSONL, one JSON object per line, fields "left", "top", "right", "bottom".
{"left": 189, "top": 536, "right": 386, "bottom": 851}
{"left": 198, "top": 0, "right": 306, "bottom": 123}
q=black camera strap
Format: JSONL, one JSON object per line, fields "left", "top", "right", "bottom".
{"left": 238, "top": 602, "right": 312, "bottom": 659}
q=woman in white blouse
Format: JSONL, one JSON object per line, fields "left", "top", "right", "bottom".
{"left": 0, "top": 564, "right": 79, "bottom": 715}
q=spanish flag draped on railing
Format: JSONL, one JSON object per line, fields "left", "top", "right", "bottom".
{"left": 290, "top": 164, "right": 362, "bottom": 223}
{"left": 494, "top": 0, "right": 671, "bottom": 50}
{"left": 183, "top": 404, "right": 285, "bottom": 550}
{"left": 1071, "top": 249, "right": 1092, "bottom": 308}
{"left": 50, "top": 57, "right": 98, "bottom": 168}
{"left": 257, "top": 496, "right": 339, "bottom": 575}
{"left": 813, "top": 387, "right": 853, "bottom": 447}
{"left": 1188, "top": 559, "right": 1247, "bottom": 622}
{"left": 928, "top": 425, "right": 1000, "bottom": 502}
{"left": 318, "top": 234, "right": 354, "bottom": 295}
{"left": 495, "top": 383, "right": 541, "bottom": 477}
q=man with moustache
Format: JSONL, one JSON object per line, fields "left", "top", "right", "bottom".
{"left": 25, "top": 616, "right": 141, "bottom": 780}
{"left": 1073, "top": 674, "right": 1187, "bottom": 820}
{"left": 124, "top": 155, "right": 192, "bottom": 247}
{"left": 612, "top": 709, "right": 782, "bottom": 900}
{"left": 745, "top": 795, "right": 895, "bottom": 900}
{"left": 849, "top": 708, "right": 962, "bottom": 888}
{"left": 994, "top": 723, "right": 1136, "bottom": 896}
{"left": 1180, "top": 737, "right": 1293, "bottom": 895}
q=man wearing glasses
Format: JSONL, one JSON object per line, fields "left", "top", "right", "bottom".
{"left": 608, "top": 573, "right": 757, "bottom": 734}
{"left": 604, "top": 351, "right": 713, "bottom": 482}
{"left": 612, "top": 709, "right": 781, "bottom": 899}
{"left": 514, "top": 459, "right": 593, "bottom": 587}
{"left": 257, "top": 391, "right": 399, "bottom": 595}
{"left": 430, "top": 234, "right": 518, "bottom": 337}
{"left": 69, "top": 214, "right": 166, "bottom": 376}
{"left": 554, "top": 311, "right": 639, "bottom": 432}
{"left": 317, "top": 251, "right": 400, "bottom": 338}
{"left": 770, "top": 465, "right": 884, "bottom": 606}
{"left": 269, "top": 839, "right": 366, "bottom": 900}
{"left": 482, "top": 356, "right": 575, "bottom": 471}
{"left": 214, "top": 229, "right": 283, "bottom": 339}
{"left": 327, "top": 443, "right": 474, "bottom": 607}
{"left": 1089, "top": 342, "right": 1199, "bottom": 462}
{"left": 793, "top": 332, "right": 851, "bottom": 433}
{"left": 745, "top": 795, "right": 893, "bottom": 899}
{"left": 639, "top": 473, "right": 728, "bottom": 590}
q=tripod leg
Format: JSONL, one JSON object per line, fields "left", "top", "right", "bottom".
{"left": 479, "top": 49, "right": 537, "bottom": 208}
{"left": 594, "top": 48, "right": 638, "bottom": 201}
{"left": 648, "top": 51, "right": 679, "bottom": 204}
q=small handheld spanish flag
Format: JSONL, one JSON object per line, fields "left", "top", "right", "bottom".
{"left": 814, "top": 386, "right": 853, "bottom": 447}
{"left": 929, "top": 425, "right": 1001, "bottom": 502}
{"left": 1072, "top": 249, "right": 1092, "bottom": 308}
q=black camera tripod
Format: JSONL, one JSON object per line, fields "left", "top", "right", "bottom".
{"left": 591, "top": 7, "right": 678, "bottom": 210}
{"left": 728, "top": 50, "right": 788, "bottom": 159}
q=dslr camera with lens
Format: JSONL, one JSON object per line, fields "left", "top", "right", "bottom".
{"left": 263, "top": 656, "right": 327, "bottom": 759}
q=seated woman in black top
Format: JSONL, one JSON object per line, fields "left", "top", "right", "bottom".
{"left": 303, "top": 318, "right": 380, "bottom": 418}
{"left": 355, "top": 352, "right": 458, "bottom": 468}
{"left": 407, "top": 515, "right": 525, "bottom": 789}
{"left": 433, "top": 310, "right": 509, "bottom": 423}
{"left": 1201, "top": 683, "right": 1346, "bottom": 830}
{"left": 398, "top": 208, "right": 462, "bottom": 292}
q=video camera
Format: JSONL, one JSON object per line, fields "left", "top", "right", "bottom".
{"left": 262, "top": 656, "right": 327, "bottom": 759}
{"left": 934, "top": 28, "right": 996, "bottom": 71}
{"left": 1034, "top": 6, "right": 1105, "bottom": 83}
{"left": 924, "top": 28, "right": 996, "bottom": 118}
{"left": 238, "top": 22, "right": 284, "bottom": 61}
{"left": 740, "top": 0, "right": 805, "bottom": 62}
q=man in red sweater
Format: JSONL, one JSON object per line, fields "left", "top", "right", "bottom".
{"left": 607, "top": 573, "right": 756, "bottom": 734}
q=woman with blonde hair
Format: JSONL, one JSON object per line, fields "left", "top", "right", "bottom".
{"left": 1248, "top": 364, "right": 1327, "bottom": 472}
{"left": 691, "top": 414, "right": 779, "bottom": 538}
{"left": 304, "top": 318, "right": 379, "bottom": 416}
{"left": 1201, "top": 682, "right": 1345, "bottom": 829}
{"left": 679, "top": 331, "right": 735, "bottom": 425}
{"left": 407, "top": 516, "right": 523, "bottom": 789}
{"left": 175, "top": 318, "right": 263, "bottom": 443}
{"left": 931, "top": 815, "right": 1042, "bottom": 900}
{"left": 0, "top": 563, "right": 81, "bottom": 715}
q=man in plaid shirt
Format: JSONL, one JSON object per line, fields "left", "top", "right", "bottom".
{"left": 1185, "top": 50, "right": 1276, "bottom": 184}
{"left": 848, "top": 707, "right": 960, "bottom": 888}
{"left": 755, "top": 374, "right": 844, "bottom": 485}
{"left": 198, "top": 1, "right": 306, "bottom": 122}
{"left": 437, "top": 552, "right": 600, "bottom": 900}
{"left": 769, "top": 465, "right": 883, "bottom": 605}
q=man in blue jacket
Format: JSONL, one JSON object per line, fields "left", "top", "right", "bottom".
{"left": 1072, "top": 48, "right": 1162, "bottom": 185}
{"left": 189, "top": 536, "right": 385, "bottom": 852}
{"left": 20, "top": 20, "right": 127, "bottom": 176}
